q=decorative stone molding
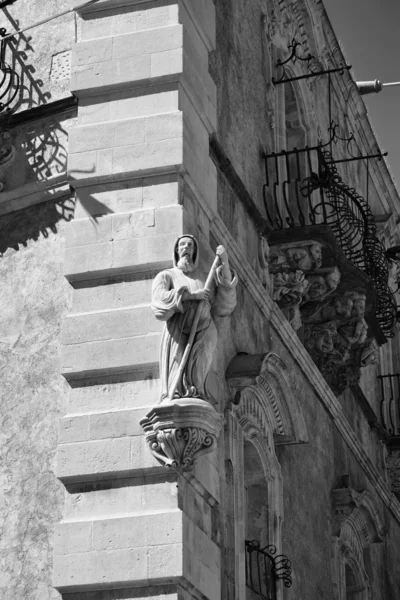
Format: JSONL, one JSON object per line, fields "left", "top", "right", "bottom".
{"left": 268, "top": 227, "right": 382, "bottom": 396}
{"left": 331, "top": 478, "right": 385, "bottom": 600}
{"left": 226, "top": 352, "right": 308, "bottom": 445}
{"left": 140, "top": 398, "right": 223, "bottom": 471}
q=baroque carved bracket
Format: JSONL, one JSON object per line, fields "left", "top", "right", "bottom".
{"left": 140, "top": 398, "right": 223, "bottom": 472}
{"left": 268, "top": 227, "right": 381, "bottom": 396}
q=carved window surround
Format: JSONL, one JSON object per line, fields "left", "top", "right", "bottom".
{"left": 331, "top": 479, "right": 385, "bottom": 600}
{"left": 224, "top": 353, "right": 299, "bottom": 600}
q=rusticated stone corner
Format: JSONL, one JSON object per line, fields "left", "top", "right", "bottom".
{"left": 140, "top": 398, "right": 223, "bottom": 471}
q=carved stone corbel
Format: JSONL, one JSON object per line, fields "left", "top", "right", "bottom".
{"left": 386, "top": 451, "right": 400, "bottom": 496}
{"left": 140, "top": 398, "right": 223, "bottom": 471}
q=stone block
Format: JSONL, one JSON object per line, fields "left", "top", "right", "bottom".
{"left": 54, "top": 521, "right": 92, "bottom": 555}
{"left": 151, "top": 48, "right": 182, "bottom": 78}
{"left": 73, "top": 178, "right": 179, "bottom": 219}
{"left": 73, "top": 37, "right": 113, "bottom": 67}
{"left": 142, "top": 180, "right": 179, "bottom": 209}
{"left": 57, "top": 431, "right": 161, "bottom": 481}
{"left": 64, "top": 241, "right": 113, "bottom": 280}
{"left": 92, "top": 511, "right": 182, "bottom": 551}
{"left": 112, "top": 209, "right": 155, "bottom": 241}
{"left": 68, "top": 121, "right": 115, "bottom": 154}
{"left": 181, "top": 0, "right": 216, "bottom": 49}
{"left": 64, "top": 231, "right": 180, "bottom": 281}
{"left": 64, "top": 477, "right": 178, "bottom": 522}
{"left": 183, "top": 548, "right": 221, "bottom": 600}
{"left": 53, "top": 547, "right": 148, "bottom": 591}
{"left": 110, "top": 90, "right": 179, "bottom": 123}
{"left": 112, "top": 138, "right": 183, "bottom": 176}
{"left": 68, "top": 375, "right": 160, "bottom": 415}
{"left": 112, "top": 26, "right": 182, "bottom": 61}
{"left": 145, "top": 112, "right": 183, "bottom": 142}
{"left": 92, "top": 515, "right": 147, "bottom": 551}
{"left": 71, "top": 25, "right": 183, "bottom": 95}
{"left": 59, "top": 414, "right": 90, "bottom": 444}
{"left": 114, "top": 118, "right": 147, "bottom": 148}
{"left": 65, "top": 216, "right": 112, "bottom": 248}
{"left": 89, "top": 408, "right": 147, "bottom": 440}
{"left": 155, "top": 205, "right": 185, "bottom": 235}
{"left": 62, "top": 306, "right": 160, "bottom": 346}
{"left": 71, "top": 55, "right": 152, "bottom": 95}
{"left": 61, "top": 333, "right": 161, "bottom": 379}
{"left": 57, "top": 437, "right": 132, "bottom": 480}
{"left": 183, "top": 515, "right": 220, "bottom": 575}
{"left": 71, "top": 275, "right": 153, "bottom": 315}
{"left": 147, "top": 543, "right": 183, "bottom": 580}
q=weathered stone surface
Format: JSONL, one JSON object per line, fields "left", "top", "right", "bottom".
{"left": 0, "top": 199, "right": 73, "bottom": 600}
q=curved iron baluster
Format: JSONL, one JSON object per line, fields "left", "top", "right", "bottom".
{"left": 0, "top": 28, "right": 20, "bottom": 113}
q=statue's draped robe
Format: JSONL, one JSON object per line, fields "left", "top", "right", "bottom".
{"left": 152, "top": 266, "right": 237, "bottom": 401}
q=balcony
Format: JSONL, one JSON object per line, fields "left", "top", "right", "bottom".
{"left": 245, "top": 540, "right": 292, "bottom": 599}
{"left": 264, "top": 146, "right": 396, "bottom": 395}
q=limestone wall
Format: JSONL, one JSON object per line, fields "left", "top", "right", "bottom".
{"left": 0, "top": 198, "right": 73, "bottom": 600}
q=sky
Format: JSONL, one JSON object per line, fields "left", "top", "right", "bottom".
{"left": 323, "top": 0, "right": 400, "bottom": 191}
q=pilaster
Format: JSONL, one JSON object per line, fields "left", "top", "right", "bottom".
{"left": 53, "top": 1, "right": 220, "bottom": 598}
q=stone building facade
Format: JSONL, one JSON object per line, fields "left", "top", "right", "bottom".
{"left": 1, "top": 0, "right": 400, "bottom": 599}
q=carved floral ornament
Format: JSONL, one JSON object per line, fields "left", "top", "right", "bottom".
{"left": 140, "top": 236, "right": 237, "bottom": 471}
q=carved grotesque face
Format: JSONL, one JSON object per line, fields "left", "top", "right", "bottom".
{"left": 315, "top": 328, "right": 335, "bottom": 353}
{"left": 334, "top": 297, "right": 353, "bottom": 319}
{"left": 326, "top": 268, "right": 341, "bottom": 290}
{"left": 310, "top": 243, "right": 322, "bottom": 268}
{"left": 352, "top": 295, "right": 366, "bottom": 317}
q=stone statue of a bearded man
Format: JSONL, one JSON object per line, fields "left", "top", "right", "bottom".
{"left": 152, "top": 235, "right": 237, "bottom": 402}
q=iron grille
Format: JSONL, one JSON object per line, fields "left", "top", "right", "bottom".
{"left": 245, "top": 540, "right": 292, "bottom": 599}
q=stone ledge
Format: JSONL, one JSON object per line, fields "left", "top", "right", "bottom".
{"left": 0, "top": 173, "right": 71, "bottom": 217}
{"left": 61, "top": 332, "right": 161, "bottom": 379}
{"left": 55, "top": 510, "right": 183, "bottom": 555}
{"left": 59, "top": 407, "right": 149, "bottom": 444}
{"left": 53, "top": 545, "right": 182, "bottom": 592}
{"left": 64, "top": 231, "right": 181, "bottom": 282}
{"left": 56, "top": 435, "right": 162, "bottom": 482}
{"left": 63, "top": 306, "right": 163, "bottom": 346}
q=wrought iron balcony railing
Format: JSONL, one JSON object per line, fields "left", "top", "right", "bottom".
{"left": 377, "top": 373, "right": 400, "bottom": 436}
{"left": 0, "top": 27, "right": 19, "bottom": 113}
{"left": 245, "top": 540, "right": 292, "bottom": 599}
{"left": 263, "top": 146, "right": 396, "bottom": 337}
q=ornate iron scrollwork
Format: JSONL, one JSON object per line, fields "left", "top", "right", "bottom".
{"left": 245, "top": 539, "right": 292, "bottom": 599}
{"left": 263, "top": 147, "right": 397, "bottom": 337}
{"left": 0, "top": 28, "right": 19, "bottom": 113}
{"left": 272, "top": 37, "right": 351, "bottom": 85}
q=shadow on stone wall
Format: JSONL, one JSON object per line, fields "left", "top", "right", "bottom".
{"left": 0, "top": 196, "right": 74, "bottom": 254}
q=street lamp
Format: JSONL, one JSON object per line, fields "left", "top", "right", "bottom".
{"left": 357, "top": 79, "right": 400, "bottom": 95}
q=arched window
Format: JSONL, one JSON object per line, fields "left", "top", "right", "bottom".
{"left": 331, "top": 485, "right": 385, "bottom": 600}
{"left": 224, "top": 352, "right": 306, "bottom": 600}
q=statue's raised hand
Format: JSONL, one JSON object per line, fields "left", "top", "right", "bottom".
{"left": 184, "top": 288, "right": 210, "bottom": 302}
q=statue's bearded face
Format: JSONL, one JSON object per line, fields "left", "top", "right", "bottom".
{"left": 177, "top": 237, "right": 195, "bottom": 272}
